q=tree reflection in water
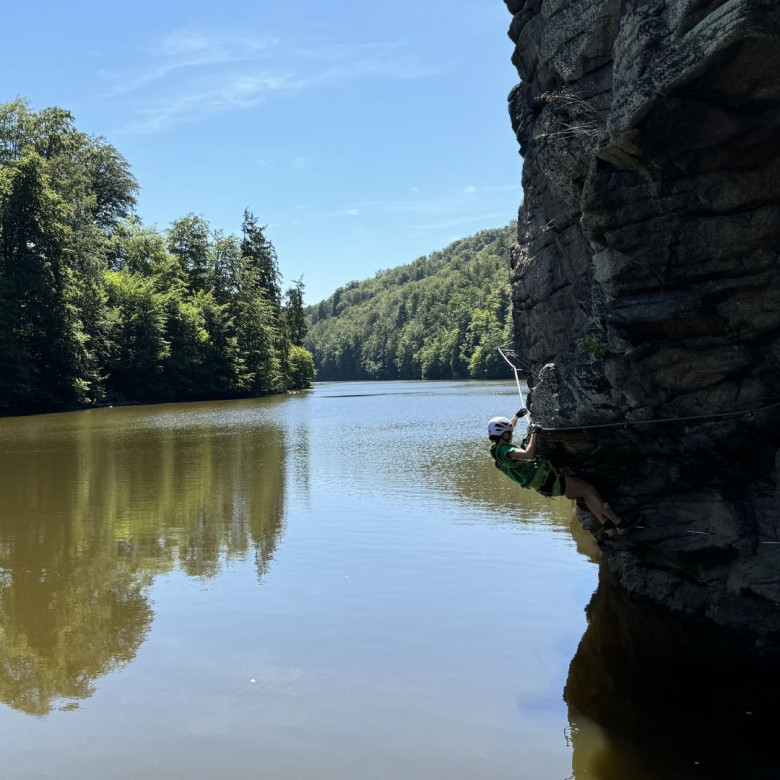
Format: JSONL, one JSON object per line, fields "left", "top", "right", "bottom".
{"left": 565, "top": 565, "right": 780, "bottom": 780}
{"left": 0, "top": 405, "right": 287, "bottom": 716}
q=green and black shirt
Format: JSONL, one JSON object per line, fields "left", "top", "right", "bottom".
{"left": 490, "top": 443, "right": 564, "bottom": 497}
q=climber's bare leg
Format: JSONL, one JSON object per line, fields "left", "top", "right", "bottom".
{"left": 564, "top": 476, "right": 622, "bottom": 528}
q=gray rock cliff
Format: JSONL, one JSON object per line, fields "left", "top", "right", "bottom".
{"left": 505, "top": 0, "right": 780, "bottom": 649}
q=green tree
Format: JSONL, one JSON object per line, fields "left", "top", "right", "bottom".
{"left": 287, "top": 344, "right": 316, "bottom": 389}
{"left": 283, "top": 277, "right": 307, "bottom": 347}
{"left": 167, "top": 214, "right": 211, "bottom": 292}
{"left": 0, "top": 150, "right": 85, "bottom": 410}
{"left": 103, "top": 270, "right": 169, "bottom": 401}
{"left": 232, "top": 259, "right": 280, "bottom": 394}
{"left": 197, "top": 290, "right": 241, "bottom": 395}
{"left": 158, "top": 282, "right": 209, "bottom": 400}
{"left": 0, "top": 99, "right": 138, "bottom": 412}
{"left": 211, "top": 230, "right": 242, "bottom": 304}
{"left": 112, "top": 219, "right": 172, "bottom": 276}
{"left": 241, "top": 209, "right": 280, "bottom": 306}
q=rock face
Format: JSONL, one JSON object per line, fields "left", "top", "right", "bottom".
{"left": 505, "top": 0, "right": 780, "bottom": 649}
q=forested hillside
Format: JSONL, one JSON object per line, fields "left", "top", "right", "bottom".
{"left": 305, "top": 224, "right": 515, "bottom": 380}
{"left": 0, "top": 99, "right": 314, "bottom": 416}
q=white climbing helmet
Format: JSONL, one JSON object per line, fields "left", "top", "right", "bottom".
{"left": 487, "top": 416, "right": 514, "bottom": 437}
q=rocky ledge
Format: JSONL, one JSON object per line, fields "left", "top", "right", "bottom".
{"left": 505, "top": 0, "right": 780, "bottom": 650}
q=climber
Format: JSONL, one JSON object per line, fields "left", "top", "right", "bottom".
{"left": 488, "top": 411, "right": 633, "bottom": 536}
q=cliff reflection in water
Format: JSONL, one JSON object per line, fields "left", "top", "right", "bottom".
{"left": 0, "top": 402, "right": 287, "bottom": 716}
{"left": 566, "top": 565, "right": 780, "bottom": 780}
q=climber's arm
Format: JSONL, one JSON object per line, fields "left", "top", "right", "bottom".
{"left": 507, "top": 428, "right": 538, "bottom": 461}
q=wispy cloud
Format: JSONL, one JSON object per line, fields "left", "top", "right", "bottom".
{"left": 130, "top": 73, "right": 300, "bottom": 134}
{"left": 101, "top": 30, "right": 279, "bottom": 97}
{"left": 102, "top": 28, "right": 436, "bottom": 133}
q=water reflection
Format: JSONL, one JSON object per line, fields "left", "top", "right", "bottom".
{"left": 566, "top": 565, "right": 780, "bottom": 780}
{"left": 0, "top": 401, "right": 287, "bottom": 716}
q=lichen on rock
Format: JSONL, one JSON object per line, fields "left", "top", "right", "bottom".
{"left": 505, "top": 0, "right": 780, "bottom": 650}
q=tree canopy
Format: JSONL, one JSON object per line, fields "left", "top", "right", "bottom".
{"left": 0, "top": 99, "right": 314, "bottom": 415}
{"left": 305, "top": 224, "right": 516, "bottom": 380}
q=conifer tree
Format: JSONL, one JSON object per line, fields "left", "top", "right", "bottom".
{"left": 240, "top": 209, "right": 280, "bottom": 306}
{"left": 283, "top": 277, "right": 307, "bottom": 347}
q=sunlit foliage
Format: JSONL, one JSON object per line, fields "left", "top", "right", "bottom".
{"left": 0, "top": 99, "right": 315, "bottom": 415}
{"left": 305, "top": 224, "right": 515, "bottom": 380}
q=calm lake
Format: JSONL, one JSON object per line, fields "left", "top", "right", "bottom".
{"left": 0, "top": 381, "right": 776, "bottom": 779}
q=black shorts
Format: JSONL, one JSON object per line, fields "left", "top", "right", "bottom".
{"left": 537, "top": 470, "right": 566, "bottom": 498}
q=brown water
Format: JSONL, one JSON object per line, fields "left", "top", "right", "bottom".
{"left": 0, "top": 381, "right": 776, "bottom": 779}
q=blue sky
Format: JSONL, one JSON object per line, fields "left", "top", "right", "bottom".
{"left": 2, "top": 0, "right": 522, "bottom": 304}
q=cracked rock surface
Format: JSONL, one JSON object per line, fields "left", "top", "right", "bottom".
{"left": 505, "top": 0, "right": 780, "bottom": 650}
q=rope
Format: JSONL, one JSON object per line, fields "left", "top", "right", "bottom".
{"left": 497, "top": 344, "right": 539, "bottom": 378}
{"left": 536, "top": 400, "right": 780, "bottom": 433}
{"left": 497, "top": 346, "right": 526, "bottom": 410}
{"left": 494, "top": 348, "right": 780, "bottom": 432}
{"left": 688, "top": 531, "right": 780, "bottom": 545}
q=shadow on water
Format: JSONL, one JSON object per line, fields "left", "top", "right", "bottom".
{"left": 565, "top": 565, "right": 780, "bottom": 780}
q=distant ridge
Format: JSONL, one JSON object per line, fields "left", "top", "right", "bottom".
{"left": 305, "top": 223, "right": 515, "bottom": 380}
